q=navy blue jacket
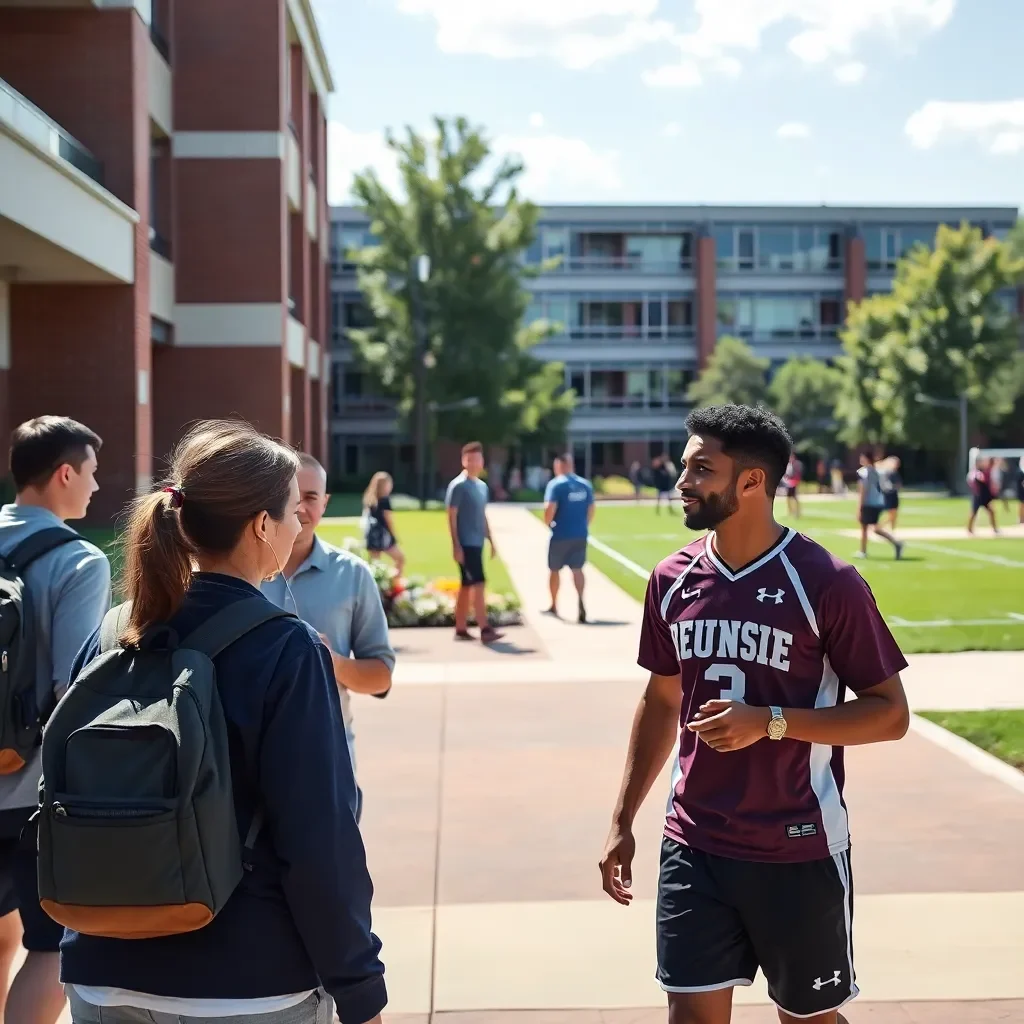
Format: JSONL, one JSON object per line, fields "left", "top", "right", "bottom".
{"left": 59, "top": 574, "right": 387, "bottom": 1024}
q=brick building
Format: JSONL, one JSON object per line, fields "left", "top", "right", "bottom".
{"left": 329, "top": 204, "right": 1018, "bottom": 486}
{"left": 0, "top": 0, "right": 333, "bottom": 520}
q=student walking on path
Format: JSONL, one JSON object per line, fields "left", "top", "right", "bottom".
{"left": 856, "top": 451, "right": 904, "bottom": 559}
{"left": 0, "top": 416, "right": 111, "bottom": 1024}
{"left": 361, "top": 471, "right": 405, "bottom": 575}
{"left": 543, "top": 454, "right": 595, "bottom": 623}
{"left": 263, "top": 454, "right": 394, "bottom": 825}
{"left": 445, "top": 442, "right": 502, "bottom": 644}
{"left": 58, "top": 420, "right": 386, "bottom": 1024}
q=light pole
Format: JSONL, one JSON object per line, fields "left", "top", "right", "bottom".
{"left": 410, "top": 254, "right": 431, "bottom": 509}
{"left": 916, "top": 391, "right": 968, "bottom": 493}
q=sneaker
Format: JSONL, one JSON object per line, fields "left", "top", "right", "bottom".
{"left": 480, "top": 627, "right": 505, "bottom": 645}
{"left": 543, "top": 606, "right": 559, "bottom": 617}
{"left": 895, "top": 541, "right": 905, "bottom": 561}
{"left": 454, "top": 629, "right": 475, "bottom": 641}
{"left": 578, "top": 602, "right": 587, "bottom": 624}
{"left": 853, "top": 550, "right": 867, "bottom": 559}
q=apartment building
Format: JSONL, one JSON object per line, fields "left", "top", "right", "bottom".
{"left": 0, "top": 0, "right": 332, "bottom": 520}
{"left": 329, "top": 204, "right": 1018, "bottom": 485}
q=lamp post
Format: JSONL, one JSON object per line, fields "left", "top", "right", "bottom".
{"left": 410, "top": 254, "right": 431, "bottom": 509}
{"left": 915, "top": 391, "right": 968, "bottom": 493}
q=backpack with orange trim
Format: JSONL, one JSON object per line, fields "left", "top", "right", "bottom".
{"left": 37, "top": 596, "right": 294, "bottom": 939}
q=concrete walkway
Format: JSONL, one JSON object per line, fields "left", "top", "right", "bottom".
{"left": 45, "top": 507, "right": 1024, "bottom": 1023}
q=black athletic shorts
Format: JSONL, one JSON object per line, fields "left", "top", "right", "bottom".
{"left": 859, "top": 505, "right": 882, "bottom": 526}
{"left": 883, "top": 490, "right": 899, "bottom": 511}
{"left": 0, "top": 807, "right": 64, "bottom": 952}
{"left": 458, "top": 546, "right": 485, "bottom": 587}
{"left": 785, "top": 485, "right": 798, "bottom": 498}
{"left": 657, "top": 837, "right": 857, "bottom": 1019}
{"left": 548, "top": 538, "right": 587, "bottom": 571}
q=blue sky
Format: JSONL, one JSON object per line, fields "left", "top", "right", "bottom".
{"left": 313, "top": 0, "right": 1024, "bottom": 210}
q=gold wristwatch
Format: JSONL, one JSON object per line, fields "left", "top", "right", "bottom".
{"left": 766, "top": 706, "right": 788, "bottom": 741}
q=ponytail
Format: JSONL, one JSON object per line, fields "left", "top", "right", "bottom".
{"left": 119, "top": 488, "right": 195, "bottom": 646}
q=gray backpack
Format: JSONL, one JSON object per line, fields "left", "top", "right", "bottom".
{"left": 0, "top": 527, "right": 82, "bottom": 775}
{"left": 37, "top": 597, "right": 295, "bottom": 939}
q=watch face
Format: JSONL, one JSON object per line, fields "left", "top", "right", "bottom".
{"left": 767, "top": 717, "right": 787, "bottom": 740}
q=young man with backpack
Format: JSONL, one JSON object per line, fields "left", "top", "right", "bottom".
{"left": 0, "top": 416, "right": 111, "bottom": 1023}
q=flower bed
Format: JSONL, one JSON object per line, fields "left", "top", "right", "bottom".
{"left": 341, "top": 538, "right": 523, "bottom": 629}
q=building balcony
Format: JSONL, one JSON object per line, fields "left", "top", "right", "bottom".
{"left": 0, "top": 75, "right": 137, "bottom": 283}
{"left": 574, "top": 396, "right": 690, "bottom": 412}
{"left": 556, "top": 256, "right": 693, "bottom": 274}
{"left": 548, "top": 326, "right": 695, "bottom": 344}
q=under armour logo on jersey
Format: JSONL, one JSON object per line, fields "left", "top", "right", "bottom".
{"left": 756, "top": 588, "right": 785, "bottom": 605}
{"left": 813, "top": 971, "right": 842, "bottom": 991}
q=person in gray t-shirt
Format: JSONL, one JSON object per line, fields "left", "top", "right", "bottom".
{"left": 0, "top": 416, "right": 111, "bottom": 1021}
{"left": 855, "top": 451, "right": 904, "bottom": 560}
{"left": 445, "top": 442, "right": 502, "bottom": 644}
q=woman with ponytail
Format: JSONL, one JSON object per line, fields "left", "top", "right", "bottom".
{"left": 61, "top": 420, "right": 386, "bottom": 1024}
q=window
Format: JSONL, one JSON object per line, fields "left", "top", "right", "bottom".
{"left": 865, "top": 226, "right": 937, "bottom": 270}
{"left": 334, "top": 225, "right": 375, "bottom": 270}
{"left": 545, "top": 295, "right": 570, "bottom": 327}
{"left": 524, "top": 298, "right": 543, "bottom": 324}
{"left": 624, "top": 233, "right": 693, "bottom": 271}
{"left": 820, "top": 297, "right": 842, "bottom": 330}
{"left": 666, "top": 370, "right": 692, "bottom": 405}
{"left": 737, "top": 229, "right": 755, "bottom": 270}
{"left": 758, "top": 227, "right": 795, "bottom": 271}
{"left": 753, "top": 296, "right": 815, "bottom": 337}
{"left": 343, "top": 300, "right": 373, "bottom": 329}
{"left": 713, "top": 225, "right": 735, "bottom": 269}
{"left": 667, "top": 299, "right": 693, "bottom": 329}
{"left": 344, "top": 445, "right": 359, "bottom": 476}
{"left": 648, "top": 368, "right": 665, "bottom": 407}
{"left": 646, "top": 298, "right": 664, "bottom": 332}
{"left": 626, "top": 370, "right": 647, "bottom": 406}
{"left": 570, "top": 371, "right": 586, "bottom": 398}
{"left": 593, "top": 442, "right": 624, "bottom": 469}
{"left": 542, "top": 227, "right": 569, "bottom": 261}
{"left": 343, "top": 371, "right": 363, "bottom": 397}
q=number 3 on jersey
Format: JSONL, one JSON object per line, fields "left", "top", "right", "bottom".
{"left": 705, "top": 663, "right": 746, "bottom": 703}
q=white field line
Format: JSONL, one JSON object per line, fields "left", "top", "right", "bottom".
{"left": 909, "top": 541, "right": 1024, "bottom": 569}
{"left": 590, "top": 537, "right": 1024, "bottom": 631}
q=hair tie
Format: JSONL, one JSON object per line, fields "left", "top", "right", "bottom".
{"left": 162, "top": 486, "right": 184, "bottom": 509}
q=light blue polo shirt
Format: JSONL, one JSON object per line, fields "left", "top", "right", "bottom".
{"left": 261, "top": 537, "right": 395, "bottom": 758}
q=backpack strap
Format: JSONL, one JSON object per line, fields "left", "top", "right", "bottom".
{"left": 180, "top": 597, "right": 296, "bottom": 661}
{"left": 6, "top": 527, "right": 80, "bottom": 572}
{"left": 99, "top": 603, "right": 132, "bottom": 653}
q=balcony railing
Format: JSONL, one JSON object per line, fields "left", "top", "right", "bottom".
{"left": 149, "top": 226, "right": 172, "bottom": 260}
{"left": 0, "top": 77, "right": 103, "bottom": 186}
{"left": 574, "top": 396, "right": 691, "bottom": 412}
{"left": 717, "top": 257, "right": 843, "bottom": 273}
{"left": 543, "top": 326, "right": 695, "bottom": 344}
{"left": 332, "top": 395, "right": 396, "bottom": 418}
{"left": 720, "top": 327, "right": 840, "bottom": 342}
{"left": 551, "top": 256, "right": 693, "bottom": 274}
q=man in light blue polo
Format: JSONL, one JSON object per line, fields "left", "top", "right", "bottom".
{"left": 543, "top": 453, "right": 595, "bottom": 623}
{"left": 262, "top": 453, "right": 394, "bottom": 823}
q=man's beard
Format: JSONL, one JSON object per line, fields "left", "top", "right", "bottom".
{"left": 681, "top": 481, "right": 739, "bottom": 531}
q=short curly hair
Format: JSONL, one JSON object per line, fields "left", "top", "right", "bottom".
{"left": 684, "top": 404, "right": 793, "bottom": 494}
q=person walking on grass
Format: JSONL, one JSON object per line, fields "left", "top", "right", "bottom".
{"left": 0, "top": 416, "right": 111, "bottom": 1024}
{"left": 362, "top": 471, "right": 405, "bottom": 576}
{"left": 600, "top": 404, "right": 910, "bottom": 1024}
{"left": 61, "top": 421, "right": 386, "bottom": 1024}
{"left": 966, "top": 456, "right": 998, "bottom": 535}
{"left": 543, "top": 454, "right": 595, "bottom": 623}
{"left": 653, "top": 455, "right": 675, "bottom": 515}
{"left": 856, "top": 451, "right": 904, "bottom": 560}
{"left": 781, "top": 453, "right": 802, "bottom": 518}
{"left": 264, "top": 454, "right": 394, "bottom": 825}
{"left": 446, "top": 442, "right": 502, "bottom": 644}
{"left": 877, "top": 454, "right": 903, "bottom": 532}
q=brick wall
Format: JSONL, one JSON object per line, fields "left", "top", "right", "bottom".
{"left": 695, "top": 234, "right": 717, "bottom": 368}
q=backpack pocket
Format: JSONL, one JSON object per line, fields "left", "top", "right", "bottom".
{"left": 42, "top": 795, "right": 211, "bottom": 939}
{"left": 64, "top": 723, "right": 177, "bottom": 800}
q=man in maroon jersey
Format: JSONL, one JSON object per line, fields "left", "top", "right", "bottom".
{"left": 600, "top": 405, "right": 910, "bottom": 1024}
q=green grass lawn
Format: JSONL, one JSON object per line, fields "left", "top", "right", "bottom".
{"left": 564, "top": 495, "right": 1024, "bottom": 655}
{"left": 919, "top": 711, "right": 1024, "bottom": 771}
{"left": 317, "top": 509, "right": 516, "bottom": 595}
{"left": 85, "top": 508, "right": 517, "bottom": 599}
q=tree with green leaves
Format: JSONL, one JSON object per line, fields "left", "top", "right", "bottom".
{"left": 347, "top": 117, "right": 574, "bottom": 462}
{"left": 768, "top": 356, "right": 843, "bottom": 455}
{"left": 836, "top": 223, "right": 1024, "bottom": 485}
{"left": 686, "top": 336, "right": 769, "bottom": 409}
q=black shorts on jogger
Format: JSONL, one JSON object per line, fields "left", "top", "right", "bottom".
{"left": 656, "top": 836, "right": 857, "bottom": 1018}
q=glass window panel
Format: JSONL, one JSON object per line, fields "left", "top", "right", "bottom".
{"left": 667, "top": 300, "right": 691, "bottom": 327}
{"left": 647, "top": 298, "right": 664, "bottom": 328}
{"left": 758, "top": 227, "right": 795, "bottom": 270}
{"left": 738, "top": 229, "right": 755, "bottom": 268}
{"left": 570, "top": 371, "right": 586, "bottom": 396}
{"left": 899, "top": 224, "right": 936, "bottom": 257}
{"left": 737, "top": 297, "right": 753, "bottom": 330}
{"left": 546, "top": 296, "right": 569, "bottom": 325}
{"left": 820, "top": 298, "right": 842, "bottom": 326}
{"left": 884, "top": 230, "right": 899, "bottom": 264}
{"left": 717, "top": 299, "right": 737, "bottom": 327}
{"left": 626, "top": 371, "right": 647, "bottom": 402}
{"left": 626, "top": 235, "right": 685, "bottom": 270}
{"left": 524, "top": 238, "right": 542, "bottom": 264}
{"left": 713, "top": 225, "right": 734, "bottom": 268}
{"left": 864, "top": 228, "right": 884, "bottom": 270}
{"left": 524, "top": 298, "right": 542, "bottom": 324}
{"left": 542, "top": 227, "right": 569, "bottom": 259}
{"left": 648, "top": 369, "right": 665, "bottom": 407}
{"left": 608, "top": 442, "right": 624, "bottom": 466}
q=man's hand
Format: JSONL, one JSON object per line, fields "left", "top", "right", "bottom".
{"left": 453, "top": 543, "right": 464, "bottom": 565}
{"left": 686, "top": 700, "right": 770, "bottom": 752}
{"left": 599, "top": 822, "right": 636, "bottom": 906}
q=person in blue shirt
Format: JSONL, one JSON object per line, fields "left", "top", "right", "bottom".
{"left": 543, "top": 454, "right": 595, "bottom": 623}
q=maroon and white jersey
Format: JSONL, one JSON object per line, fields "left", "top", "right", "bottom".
{"left": 639, "top": 528, "right": 907, "bottom": 863}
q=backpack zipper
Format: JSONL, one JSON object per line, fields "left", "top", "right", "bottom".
{"left": 52, "top": 802, "right": 165, "bottom": 820}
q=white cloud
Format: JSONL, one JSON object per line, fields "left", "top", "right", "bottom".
{"left": 834, "top": 60, "right": 867, "bottom": 84}
{"left": 497, "top": 133, "right": 623, "bottom": 197}
{"left": 395, "top": 0, "right": 954, "bottom": 88}
{"left": 643, "top": 60, "right": 702, "bottom": 88}
{"left": 396, "top": 0, "right": 674, "bottom": 70}
{"left": 326, "top": 122, "right": 401, "bottom": 204}
{"left": 662, "top": 120, "right": 682, "bottom": 138}
{"left": 905, "top": 99, "right": 1024, "bottom": 155}
{"left": 327, "top": 121, "right": 623, "bottom": 203}
{"left": 777, "top": 121, "right": 811, "bottom": 139}
{"left": 528, "top": 112, "right": 545, "bottom": 128}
